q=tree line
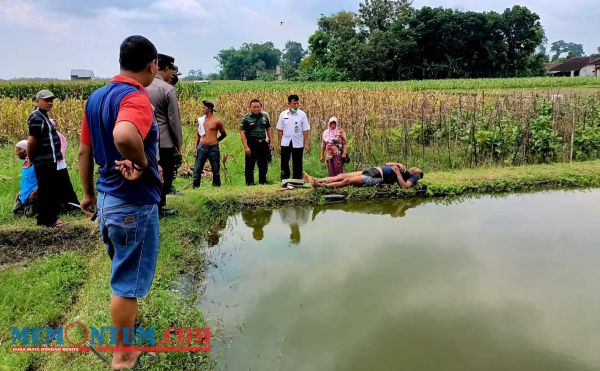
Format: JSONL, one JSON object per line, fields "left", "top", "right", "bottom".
{"left": 211, "top": 41, "right": 306, "bottom": 81}
{"left": 204, "top": 0, "right": 597, "bottom": 82}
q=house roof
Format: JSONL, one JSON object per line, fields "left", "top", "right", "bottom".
{"left": 549, "top": 57, "right": 600, "bottom": 73}
{"left": 70, "top": 69, "right": 94, "bottom": 78}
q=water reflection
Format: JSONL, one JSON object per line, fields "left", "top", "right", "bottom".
{"left": 278, "top": 207, "right": 311, "bottom": 245}
{"left": 233, "top": 199, "right": 427, "bottom": 246}
{"left": 201, "top": 190, "right": 600, "bottom": 370}
{"left": 206, "top": 219, "right": 227, "bottom": 247}
{"left": 311, "top": 197, "right": 426, "bottom": 220}
{"left": 241, "top": 209, "right": 273, "bottom": 241}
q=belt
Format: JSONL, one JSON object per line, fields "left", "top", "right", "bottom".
{"left": 199, "top": 143, "right": 219, "bottom": 148}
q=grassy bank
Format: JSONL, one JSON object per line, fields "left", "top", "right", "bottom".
{"left": 1, "top": 138, "right": 600, "bottom": 370}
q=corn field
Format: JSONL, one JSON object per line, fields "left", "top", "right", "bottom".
{"left": 1, "top": 76, "right": 600, "bottom": 100}
{"left": 1, "top": 84, "right": 599, "bottom": 170}
{"left": 217, "top": 89, "right": 600, "bottom": 168}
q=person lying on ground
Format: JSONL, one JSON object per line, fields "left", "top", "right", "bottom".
{"left": 13, "top": 140, "right": 38, "bottom": 216}
{"left": 304, "top": 163, "right": 423, "bottom": 189}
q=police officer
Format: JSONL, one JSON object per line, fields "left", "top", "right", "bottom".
{"left": 240, "top": 99, "right": 274, "bottom": 185}
{"left": 146, "top": 53, "right": 183, "bottom": 217}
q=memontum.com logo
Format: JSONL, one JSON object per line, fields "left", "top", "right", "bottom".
{"left": 11, "top": 322, "right": 211, "bottom": 353}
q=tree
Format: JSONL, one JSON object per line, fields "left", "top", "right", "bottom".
{"left": 206, "top": 72, "right": 221, "bottom": 80}
{"left": 358, "top": 0, "right": 412, "bottom": 32}
{"left": 281, "top": 41, "right": 307, "bottom": 79}
{"left": 307, "top": 11, "right": 365, "bottom": 80}
{"left": 550, "top": 40, "right": 584, "bottom": 61}
{"left": 303, "top": 3, "right": 546, "bottom": 80}
{"left": 216, "top": 42, "right": 281, "bottom": 80}
{"left": 500, "top": 6, "right": 546, "bottom": 77}
{"left": 182, "top": 69, "right": 203, "bottom": 81}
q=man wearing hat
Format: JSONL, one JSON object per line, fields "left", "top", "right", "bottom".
{"left": 193, "top": 100, "right": 227, "bottom": 187}
{"left": 27, "top": 90, "right": 66, "bottom": 227}
{"left": 146, "top": 53, "right": 183, "bottom": 217}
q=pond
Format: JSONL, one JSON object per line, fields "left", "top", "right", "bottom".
{"left": 200, "top": 190, "right": 600, "bottom": 371}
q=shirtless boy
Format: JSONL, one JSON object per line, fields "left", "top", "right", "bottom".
{"left": 193, "top": 100, "right": 227, "bottom": 187}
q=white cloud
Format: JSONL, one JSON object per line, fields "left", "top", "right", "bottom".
{"left": 0, "top": 0, "right": 71, "bottom": 37}
{"left": 152, "top": 0, "right": 210, "bottom": 18}
{"left": 0, "top": 0, "right": 598, "bottom": 79}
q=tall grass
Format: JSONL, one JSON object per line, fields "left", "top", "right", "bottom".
{"left": 1, "top": 81, "right": 599, "bottom": 170}
{"left": 217, "top": 89, "right": 600, "bottom": 168}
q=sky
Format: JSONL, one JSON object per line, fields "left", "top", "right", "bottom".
{"left": 0, "top": 0, "right": 598, "bottom": 79}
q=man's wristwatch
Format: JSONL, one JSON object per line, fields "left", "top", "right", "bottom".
{"left": 132, "top": 163, "right": 146, "bottom": 171}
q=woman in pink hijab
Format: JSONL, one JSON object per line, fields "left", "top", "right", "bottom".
{"left": 320, "top": 116, "right": 347, "bottom": 177}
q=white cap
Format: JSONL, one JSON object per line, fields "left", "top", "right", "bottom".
{"left": 16, "top": 140, "right": 28, "bottom": 150}
{"left": 328, "top": 116, "right": 339, "bottom": 124}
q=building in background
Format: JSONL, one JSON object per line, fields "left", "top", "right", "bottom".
{"left": 549, "top": 57, "right": 600, "bottom": 77}
{"left": 70, "top": 69, "right": 94, "bottom": 80}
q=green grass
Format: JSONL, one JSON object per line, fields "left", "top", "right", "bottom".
{"left": 0, "top": 253, "right": 85, "bottom": 370}
{"left": 2, "top": 141, "right": 600, "bottom": 370}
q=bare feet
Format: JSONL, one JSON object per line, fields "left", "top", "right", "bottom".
{"left": 303, "top": 172, "right": 322, "bottom": 188}
{"left": 112, "top": 349, "right": 142, "bottom": 370}
{"left": 303, "top": 172, "right": 314, "bottom": 183}
{"left": 51, "top": 219, "right": 68, "bottom": 228}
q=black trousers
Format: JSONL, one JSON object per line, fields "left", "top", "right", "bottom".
{"left": 57, "top": 168, "right": 79, "bottom": 211}
{"left": 245, "top": 140, "right": 269, "bottom": 185}
{"left": 159, "top": 147, "right": 177, "bottom": 208}
{"left": 280, "top": 143, "right": 304, "bottom": 180}
{"left": 34, "top": 163, "right": 60, "bottom": 226}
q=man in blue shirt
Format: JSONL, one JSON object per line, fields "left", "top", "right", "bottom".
{"left": 78, "top": 35, "right": 161, "bottom": 370}
{"left": 13, "top": 140, "right": 38, "bottom": 216}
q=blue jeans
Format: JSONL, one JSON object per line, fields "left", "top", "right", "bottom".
{"left": 193, "top": 143, "right": 221, "bottom": 187}
{"left": 97, "top": 193, "right": 159, "bottom": 298}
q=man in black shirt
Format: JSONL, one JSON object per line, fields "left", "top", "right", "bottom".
{"left": 240, "top": 99, "right": 274, "bottom": 185}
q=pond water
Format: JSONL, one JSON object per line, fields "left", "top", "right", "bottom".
{"left": 201, "top": 190, "right": 600, "bottom": 371}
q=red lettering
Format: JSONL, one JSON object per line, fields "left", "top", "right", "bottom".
{"left": 177, "top": 328, "right": 193, "bottom": 346}
{"left": 64, "top": 322, "right": 90, "bottom": 347}
{"left": 163, "top": 327, "right": 176, "bottom": 346}
{"left": 194, "top": 327, "right": 210, "bottom": 346}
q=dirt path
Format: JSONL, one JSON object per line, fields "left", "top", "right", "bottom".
{"left": 0, "top": 224, "right": 98, "bottom": 266}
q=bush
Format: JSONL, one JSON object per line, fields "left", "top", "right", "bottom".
{"left": 529, "top": 102, "right": 562, "bottom": 163}
{"left": 296, "top": 66, "right": 350, "bottom": 81}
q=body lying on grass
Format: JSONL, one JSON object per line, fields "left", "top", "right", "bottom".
{"left": 304, "top": 163, "right": 423, "bottom": 189}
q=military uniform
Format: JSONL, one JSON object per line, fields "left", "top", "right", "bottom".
{"left": 241, "top": 112, "right": 271, "bottom": 185}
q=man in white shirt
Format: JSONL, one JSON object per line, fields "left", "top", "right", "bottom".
{"left": 276, "top": 94, "right": 310, "bottom": 180}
